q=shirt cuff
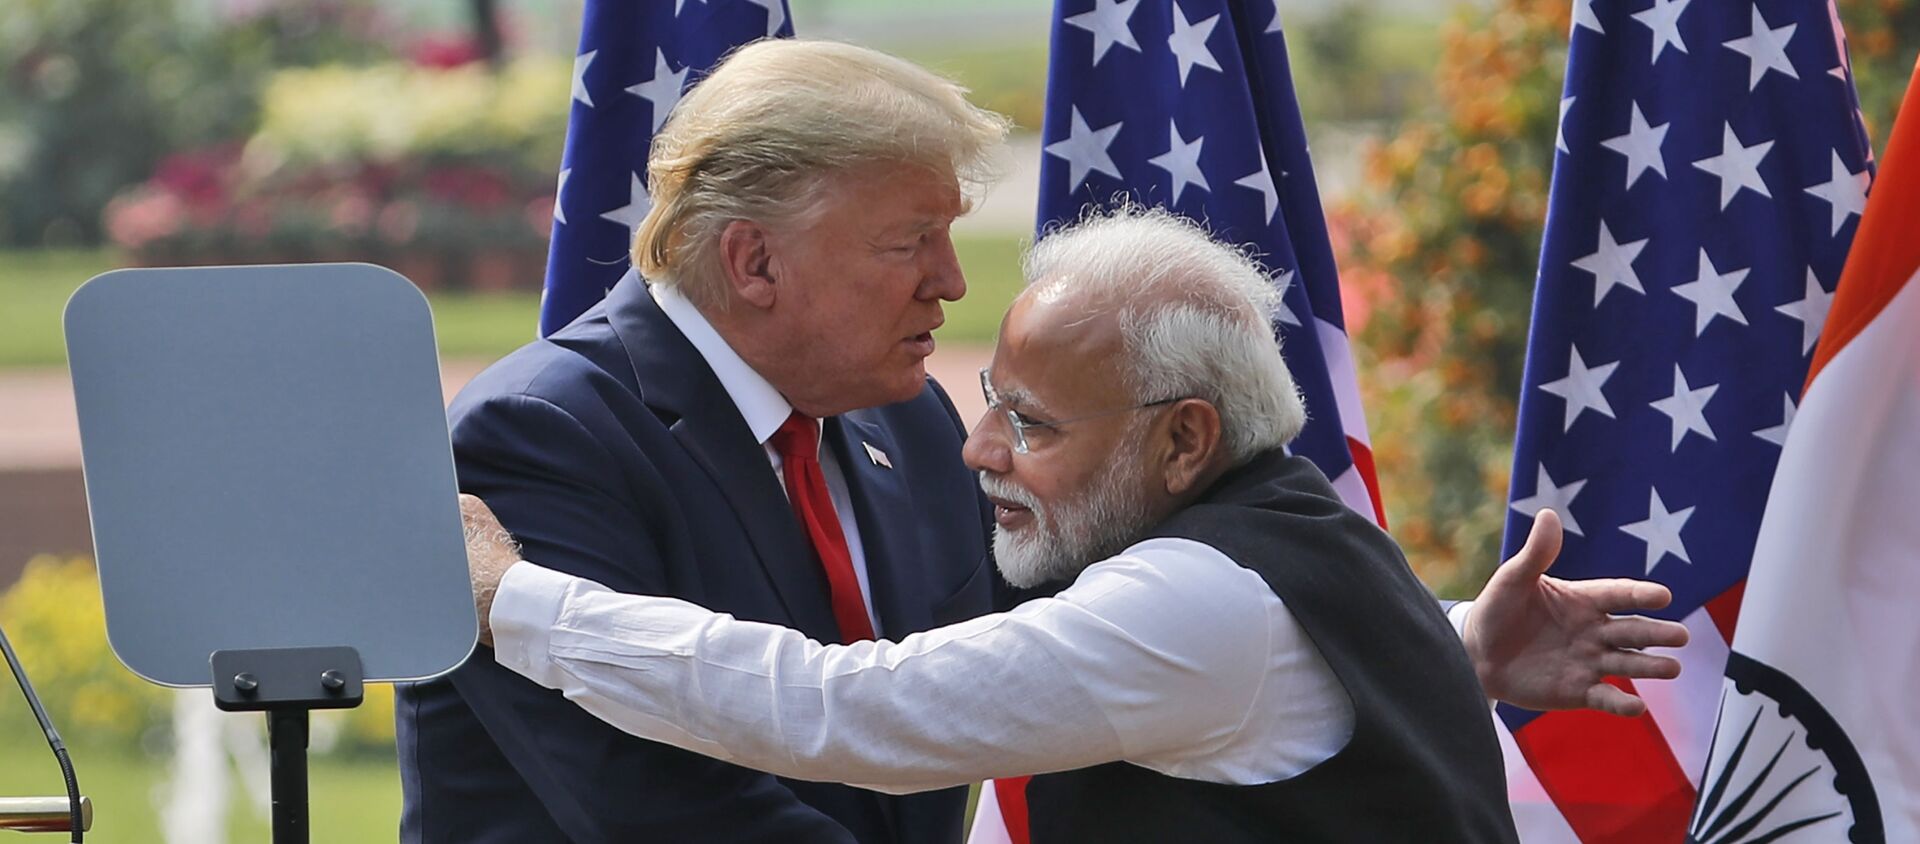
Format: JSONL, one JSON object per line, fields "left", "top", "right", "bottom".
{"left": 1446, "top": 599, "right": 1475, "bottom": 640}
{"left": 490, "top": 561, "right": 577, "bottom": 686}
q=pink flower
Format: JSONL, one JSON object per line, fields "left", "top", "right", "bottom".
{"left": 103, "top": 188, "right": 184, "bottom": 251}
{"left": 378, "top": 201, "right": 420, "bottom": 243}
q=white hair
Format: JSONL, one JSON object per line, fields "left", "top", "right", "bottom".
{"left": 1023, "top": 205, "right": 1308, "bottom": 463}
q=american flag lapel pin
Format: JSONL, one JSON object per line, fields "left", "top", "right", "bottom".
{"left": 863, "top": 442, "right": 893, "bottom": 469}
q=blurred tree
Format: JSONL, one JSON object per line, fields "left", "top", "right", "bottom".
{"left": 0, "top": 556, "right": 167, "bottom": 746}
{"left": 1332, "top": 0, "right": 1920, "bottom": 595}
{"left": 1289, "top": 0, "right": 1443, "bottom": 126}
{"left": 0, "top": 0, "right": 389, "bottom": 246}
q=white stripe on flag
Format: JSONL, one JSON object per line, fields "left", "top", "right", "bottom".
{"left": 1314, "top": 317, "right": 1372, "bottom": 446}
{"left": 1327, "top": 466, "right": 1378, "bottom": 523}
{"left": 1493, "top": 709, "right": 1580, "bottom": 843}
{"left": 1633, "top": 606, "right": 1731, "bottom": 788}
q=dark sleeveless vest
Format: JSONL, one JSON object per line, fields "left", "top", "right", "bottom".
{"left": 1025, "top": 451, "right": 1517, "bottom": 843}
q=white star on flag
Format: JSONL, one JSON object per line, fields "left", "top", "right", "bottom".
{"left": 625, "top": 50, "right": 689, "bottom": 133}
{"left": 1632, "top": 0, "right": 1691, "bottom": 63}
{"left": 600, "top": 172, "right": 652, "bottom": 240}
{"left": 1753, "top": 393, "right": 1796, "bottom": 447}
{"left": 1538, "top": 345, "right": 1619, "bottom": 431}
{"left": 1264, "top": 0, "right": 1284, "bottom": 34}
{"left": 1650, "top": 364, "right": 1719, "bottom": 451}
{"left": 1045, "top": 107, "right": 1125, "bottom": 193}
{"left": 1557, "top": 96, "right": 1576, "bottom": 154}
{"left": 1571, "top": 220, "right": 1648, "bottom": 306}
{"left": 1692, "top": 123, "right": 1774, "bottom": 210}
{"left": 1064, "top": 0, "right": 1142, "bottom": 65}
{"left": 1147, "top": 120, "right": 1209, "bottom": 205}
{"left": 572, "top": 50, "right": 598, "bottom": 108}
{"left": 1620, "top": 488, "right": 1695, "bottom": 575}
{"left": 1600, "top": 102, "right": 1670, "bottom": 189}
{"left": 1167, "top": 3, "right": 1222, "bottom": 87}
{"left": 1724, "top": 5, "right": 1799, "bottom": 91}
{"left": 1774, "top": 268, "right": 1834, "bottom": 355}
{"left": 1272, "top": 269, "right": 1301, "bottom": 326}
{"left": 1669, "top": 249, "right": 1750, "bottom": 336}
{"left": 1510, "top": 465, "right": 1587, "bottom": 536}
{"left": 743, "top": 0, "right": 786, "bottom": 35}
{"left": 1573, "top": 0, "right": 1604, "bottom": 35}
{"left": 1803, "top": 149, "right": 1869, "bottom": 235}
{"left": 554, "top": 168, "right": 571, "bottom": 225}
{"left": 1234, "top": 154, "right": 1280, "bottom": 225}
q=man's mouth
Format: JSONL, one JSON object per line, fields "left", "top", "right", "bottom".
{"left": 986, "top": 494, "right": 1033, "bottom": 527}
{"left": 903, "top": 331, "right": 937, "bottom": 357}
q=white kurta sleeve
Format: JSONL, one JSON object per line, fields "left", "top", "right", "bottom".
{"left": 490, "top": 540, "right": 1281, "bottom": 794}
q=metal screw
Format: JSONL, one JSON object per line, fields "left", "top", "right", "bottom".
{"left": 232, "top": 673, "right": 259, "bottom": 693}
{"left": 320, "top": 669, "right": 346, "bottom": 692}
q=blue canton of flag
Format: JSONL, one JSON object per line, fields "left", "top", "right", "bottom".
{"left": 539, "top": 0, "right": 792, "bottom": 337}
{"left": 1496, "top": 1, "right": 1871, "bottom": 840}
{"left": 1037, "top": 0, "right": 1384, "bottom": 522}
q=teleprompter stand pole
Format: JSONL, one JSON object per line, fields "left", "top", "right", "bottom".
{"left": 211, "top": 646, "right": 364, "bottom": 844}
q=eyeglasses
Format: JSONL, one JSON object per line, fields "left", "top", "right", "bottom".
{"left": 978, "top": 367, "right": 1182, "bottom": 455}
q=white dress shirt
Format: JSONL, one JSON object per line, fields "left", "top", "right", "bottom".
{"left": 651, "top": 282, "right": 880, "bottom": 634}
{"left": 492, "top": 535, "right": 1356, "bottom": 795}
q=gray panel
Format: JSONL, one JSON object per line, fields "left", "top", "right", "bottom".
{"left": 64, "top": 264, "right": 476, "bottom": 686}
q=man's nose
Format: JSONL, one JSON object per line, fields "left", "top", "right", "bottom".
{"left": 962, "top": 413, "right": 1012, "bottom": 474}
{"left": 919, "top": 230, "right": 966, "bottom": 302}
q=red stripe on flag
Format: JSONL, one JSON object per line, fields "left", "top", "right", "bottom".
{"left": 994, "top": 776, "right": 1031, "bottom": 844}
{"left": 1345, "top": 436, "right": 1388, "bottom": 529}
{"left": 1511, "top": 678, "right": 1696, "bottom": 843}
{"left": 1703, "top": 580, "right": 1745, "bottom": 644}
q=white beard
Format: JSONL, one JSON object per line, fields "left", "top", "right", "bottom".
{"left": 980, "top": 429, "right": 1156, "bottom": 589}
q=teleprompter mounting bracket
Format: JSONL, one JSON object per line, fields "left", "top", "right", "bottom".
{"left": 210, "top": 646, "right": 365, "bottom": 712}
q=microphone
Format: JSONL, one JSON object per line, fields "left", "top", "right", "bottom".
{"left": 0, "top": 620, "right": 88, "bottom": 840}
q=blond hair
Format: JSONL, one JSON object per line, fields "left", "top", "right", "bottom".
{"left": 633, "top": 39, "right": 1010, "bottom": 307}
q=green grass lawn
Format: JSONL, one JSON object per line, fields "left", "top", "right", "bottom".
{"left": 0, "top": 239, "right": 1025, "bottom": 369}
{"left": 0, "top": 736, "right": 398, "bottom": 843}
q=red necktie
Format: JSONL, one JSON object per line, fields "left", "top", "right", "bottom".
{"left": 771, "top": 412, "right": 876, "bottom": 642}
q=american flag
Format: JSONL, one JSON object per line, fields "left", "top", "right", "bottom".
{"left": 1498, "top": 1, "right": 1871, "bottom": 840}
{"left": 972, "top": 2, "right": 1386, "bottom": 841}
{"left": 538, "top": 0, "right": 792, "bottom": 337}
{"left": 1034, "top": 0, "right": 1386, "bottom": 524}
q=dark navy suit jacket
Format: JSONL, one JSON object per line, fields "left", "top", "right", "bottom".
{"left": 397, "top": 276, "right": 999, "bottom": 843}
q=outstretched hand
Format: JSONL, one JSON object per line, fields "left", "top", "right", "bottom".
{"left": 1462, "top": 510, "right": 1691, "bottom": 717}
{"left": 461, "top": 493, "right": 523, "bottom": 648}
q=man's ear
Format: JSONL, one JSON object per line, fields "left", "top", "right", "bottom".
{"left": 718, "top": 219, "right": 778, "bottom": 309}
{"left": 1162, "top": 398, "right": 1223, "bottom": 496}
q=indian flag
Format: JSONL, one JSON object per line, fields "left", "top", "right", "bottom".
{"left": 1690, "top": 59, "right": 1920, "bottom": 844}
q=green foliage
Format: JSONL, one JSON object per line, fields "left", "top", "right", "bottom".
{"left": 0, "top": 0, "right": 390, "bottom": 247}
{"left": 1288, "top": 2, "right": 1447, "bottom": 126}
{"left": 248, "top": 59, "right": 569, "bottom": 176}
{"left": 0, "top": 556, "right": 169, "bottom": 746}
{"left": 1838, "top": 0, "right": 1920, "bottom": 147}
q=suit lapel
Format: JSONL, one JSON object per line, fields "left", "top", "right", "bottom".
{"left": 827, "top": 414, "right": 932, "bottom": 640}
{"left": 605, "top": 275, "right": 841, "bottom": 643}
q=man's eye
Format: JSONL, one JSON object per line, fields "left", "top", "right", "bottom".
{"left": 1012, "top": 412, "right": 1044, "bottom": 427}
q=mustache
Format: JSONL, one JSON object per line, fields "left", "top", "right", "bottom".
{"left": 977, "top": 472, "right": 1038, "bottom": 511}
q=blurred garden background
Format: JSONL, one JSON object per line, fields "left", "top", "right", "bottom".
{"left": 1, "top": 0, "right": 1917, "bottom": 840}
